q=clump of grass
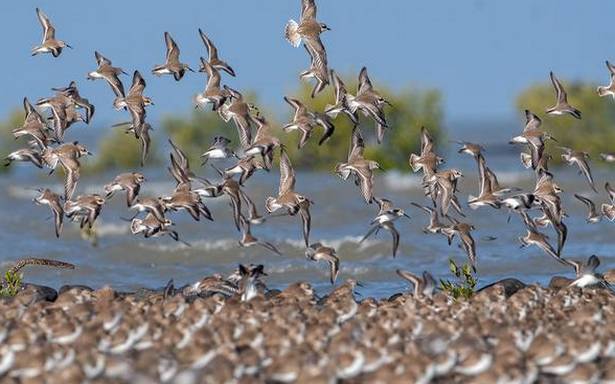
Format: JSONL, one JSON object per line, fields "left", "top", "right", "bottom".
{"left": 0, "top": 258, "right": 75, "bottom": 298}
{"left": 440, "top": 259, "right": 477, "bottom": 300}
{"left": 0, "top": 270, "right": 23, "bottom": 297}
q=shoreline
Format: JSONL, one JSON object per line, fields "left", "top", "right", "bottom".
{"left": 1, "top": 274, "right": 615, "bottom": 382}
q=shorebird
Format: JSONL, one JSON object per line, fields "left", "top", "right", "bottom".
{"left": 605, "top": 182, "right": 615, "bottom": 204}
{"left": 396, "top": 269, "right": 437, "bottom": 298}
{"left": 510, "top": 111, "right": 557, "bottom": 171}
{"left": 195, "top": 165, "right": 243, "bottom": 231}
{"left": 238, "top": 215, "right": 281, "bottom": 256}
{"left": 104, "top": 172, "right": 145, "bottom": 207}
{"left": 285, "top": 0, "right": 330, "bottom": 48}
{"left": 518, "top": 216, "right": 566, "bottom": 266}
{"left": 152, "top": 32, "right": 194, "bottom": 81}
{"left": 300, "top": 39, "right": 329, "bottom": 98}
{"left": 360, "top": 198, "right": 409, "bottom": 257}
{"left": 574, "top": 194, "right": 602, "bottom": 224}
{"left": 425, "top": 169, "right": 465, "bottom": 217}
{"left": 265, "top": 147, "right": 312, "bottom": 247}
{"left": 131, "top": 197, "right": 168, "bottom": 223}
{"left": 33, "top": 188, "right": 64, "bottom": 238}
{"left": 64, "top": 194, "right": 105, "bottom": 229}
{"left": 200, "top": 136, "right": 237, "bottom": 165}
{"left": 42, "top": 142, "right": 92, "bottom": 200}
{"left": 546, "top": 72, "right": 581, "bottom": 119}
{"left": 244, "top": 115, "right": 281, "bottom": 170}
{"left": 305, "top": 243, "right": 339, "bottom": 285}
{"left": 3, "top": 258, "right": 74, "bottom": 277}
{"left": 163, "top": 186, "right": 213, "bottom": 222}
{"left": 130, "top": 213, "right": 188, "bottom": 245}
{"left": 195, "top": 58, "right": 228, "bottom": 111}
{"left": 87, "top": 51, "right": 126, "bottom": 100}
{"left": 35, "top": 96, "right": 73, "bottom": 142}
{"left": 51, "top": 81, "right": 95, "bottom": 125}
{"left": 325, "top": 70, "right": 359, "bottom": 125}
{"left": 167, "top": 139, "right": 209, "bottom": 187}
{"left": 560, "top": 147, "right": 597, "bottom": 193}
{"left": 283, "top": 96, "right": 334, "bottom": 148}
{"left": 218, "top": 86, "right": 259, "bottom": 148}
{"left": 12, "top": 98, "right": 50, "bottom": 149}
{"left": 224, "top": 155, "right": 268, "bottom": 186}
{"left": 441, "top": 220, "right": 477, "bottom": 271}
{"left": 597, "top": 60, "right": 615, "bottom": 99}
{"left": 328, "top": 67, "right": 391, "bottom": 143}
{"left": 335, "top": 126, "right": 380, "bottom": 204}
{"left": 4, "top": 148, "right": 44, "bottom": 169}
{"left": 410, "top": 202, "right": 448, "bottom": 235}
{"left": 32, "top": 8, "right": 72, "bottom": 57}
{"left": 600, "top": 152, "right": 615, "bottom": 162}
{"left": 198, "top": 28, "right": 235, "bottom": 77}
{"left": 236, "top": 264, "right": 268, "bottom": 301}
{"left": 564, "top": 255, "right": 612, "bottom": 289}
{"left": 409, "top": 127, "right": 445, "bottom": 179}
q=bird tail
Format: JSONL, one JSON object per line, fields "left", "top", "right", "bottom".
{"left": 284, "top": 19, "right": 301, "bottom": 47}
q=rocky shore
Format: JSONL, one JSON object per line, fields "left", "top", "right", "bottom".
{"left": 1, "top": 273, "right": 615, "bottom": 383}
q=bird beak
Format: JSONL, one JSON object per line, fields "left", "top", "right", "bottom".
{"left": 87, "top": 151, "right": 93, "bottom": 156}
{"left": 384, "top": 100, "right": 393, "bottom": 107}
{"left": 356, "top": 281, "right": 364, "bottom": 287}
{"left": 66, "top": 44, "right": 73, "bottom": 49}
{"left": 403, "top": 213, "right": 411, "bottom": 220}
{"left": 187, "top": 66, "right": 196, "bottom": 73}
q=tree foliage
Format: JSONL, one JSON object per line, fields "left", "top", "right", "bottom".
{"left": 516, "top": 79, "right": 615, "bottom": 163}
{"left": 91, "top": 126, "right": 160, "bottom": 172}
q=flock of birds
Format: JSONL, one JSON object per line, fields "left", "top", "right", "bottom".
{"left": 3, "top": 1, "right": 615, "bottom": 290}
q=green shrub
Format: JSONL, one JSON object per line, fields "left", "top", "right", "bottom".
{"left": 440, "top": 259, "right": 477, "bottom": 300}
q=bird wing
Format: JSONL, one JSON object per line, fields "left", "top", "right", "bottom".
{"left": 36, "top": 8, "right": 55, "bottom": 41}
{"left": 550, "top": 71, "right": 568, "bottom": 104}
{"left": 301, "top": 0, "right": 317, "bottom": 21}
{"left": 278, "top": 148, "right": 296, "bottom": 195}
{"left": 198, "top": 28, "right": 218, "bottom": 59}
{"left": 357, "top": 66, "right": 374, "bottom": 96}
{"left": 164, "top": 32, "right": 180, "bottom": 63}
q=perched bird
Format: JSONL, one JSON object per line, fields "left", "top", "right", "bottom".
{"left": 335, "top": 126, "right": 380, "bottom": 204}
{"left": 198, "top": 28, "right": 235, "bottom": 77}
{"left": 560, "top": 147, "right": 597, "bottom": 193}
{"left": 265, "top": 147, "right": 312, "bottom": 247}
{"left": 574, "top": 194, "right": 602, "bottom": 224}
{"left": 545, "top": 71, "right": 581, "bottom": 119}
{"left": 152, "top": 32, "right": 194, "bottom": 81}
{"left": 305, "top": 242, "right": 339, "bottom": 284}
{"left": 283, "top": 96, "right": 334, "bottom": 148}
{"left": 238, "top": 215, "right": 281, "bottom": 256}
{"left": 564, "top": 255, "right": 612, "bottom": 289}
{"left": 32, "top": 8, "right": 72, "bottom": 57}
{"left": 396, "top": 269, "right": 437, "bottom": 298}
{"left": 87, "top": 51, "right": 126, "bottom": 100}
{"left": 33, "top": 188, "right": 64, "bottom": 238}
{"left": 104, "top": 172, "right": 146, "bottom": 207}
{"left": 597, "top": 60, "right": 615, "bottom": 99}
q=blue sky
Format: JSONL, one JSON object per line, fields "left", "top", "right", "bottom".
{"left": 1, "top": 1, "right": 614, "bottom": 126}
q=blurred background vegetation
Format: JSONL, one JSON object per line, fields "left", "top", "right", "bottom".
{"left": 516, "top": 79, "right": 615, "bottom": 164}
{"left": 0, "top": 109, "right": 26, "bottom": 174}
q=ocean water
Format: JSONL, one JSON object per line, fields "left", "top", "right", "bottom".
{"left": 1, "top": 149, "right": 614, "bottom": 298}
